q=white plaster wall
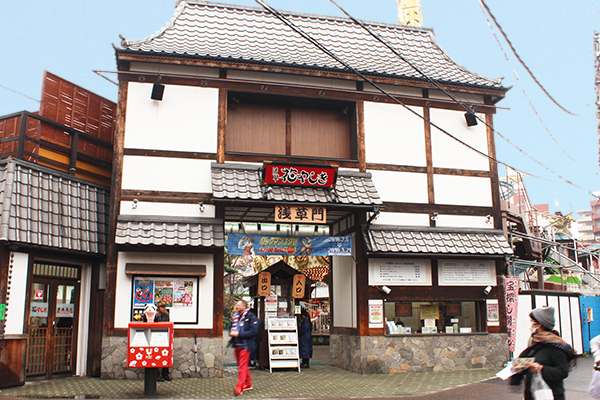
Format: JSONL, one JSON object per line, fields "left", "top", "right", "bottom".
{"left": 370, "top": 212, "right": 430, "bottom": 227}
{"left": 121, "top": 156, "right": 212, "bottom": 193}
{"left": 124, "top": 82, "right": 219, "bottom": 152}
{"left": 120, "top": 201, "right": 216, "bottom": 218}
{"left": 435, "top": 215, "right": 494, "bottom": 229}
{"left": 363, "top": 83, "right": 422, "bottom": 97}
{"left": 114, "top": 252, "right": 215, "bottom": 329}
{"left": 370, "top": 170, "right": 428, "bottom": 204}
{"left": 332, "top": 253, "right": 356, "bottom": 328}
{"left": 226, "top": 70, "right": 355, "bottom": 90}
{"left": 5, "top": 252, "right": 28, "bottom": 335}
{"left": 76, "top": 264, "right": 91, "bottom": 376}
{"left": 364, "top": 102, "right": 426, "bottom": 166}
{"left": 433, "top": 175, "right": 492, "bottom": 207}
{"left": 430, "top": 108, "right": 489, "bottom": 171}
{"left": 129, "top": 62, "right": 219, "bottom": 78}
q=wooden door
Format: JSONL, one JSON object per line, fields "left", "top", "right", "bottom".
{"left": 26, "top": 278, "right": 79, "bottom": 378}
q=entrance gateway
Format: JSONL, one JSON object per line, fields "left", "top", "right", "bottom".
{"left": 26, "top": 263, "right": 80, "bottom": 378}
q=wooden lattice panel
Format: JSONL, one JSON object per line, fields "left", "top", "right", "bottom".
{"left": 53, "top": 327, "right": 73, "bottom": 373}
{"left": 26, "top": 327, "right": 47, "bottom": 375}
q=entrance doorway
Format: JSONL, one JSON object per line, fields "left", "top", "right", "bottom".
{"left": 26, "top": 264, "right": 80, "bottom": 378}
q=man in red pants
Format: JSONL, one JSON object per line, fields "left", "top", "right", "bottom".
{"left": 229, "top": 300, "right": 259, "bottom": 396}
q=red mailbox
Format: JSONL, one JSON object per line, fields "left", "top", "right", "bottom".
{"left": 127, "top": 321, "right": 174, "bottom": 368}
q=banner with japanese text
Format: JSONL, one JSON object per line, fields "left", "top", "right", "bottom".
{"left": 228, "top": 234, "right": 352, "bottom": 256}
{"left": 505, "top": 277, "right": 519, "bottom": 352}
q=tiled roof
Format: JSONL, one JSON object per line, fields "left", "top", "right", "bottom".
{"left": 211, "top": 163, "right": 382, "bottom": 206}
{"left": 365, "top": 225, "right": 513, "bottom": 256}
{"left": 0, "top": 160, "right": 108, "bottom": 254}
{"left": 116, "top": 215, "right": 224, "bottom": 247}
{"left": 119, "top": 1, "right": 504, "bottom": 90}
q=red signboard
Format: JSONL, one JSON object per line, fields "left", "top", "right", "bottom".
{"left": 262, "top": 162, "right": 337, "bottom": 189}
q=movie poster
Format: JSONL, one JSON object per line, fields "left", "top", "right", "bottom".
{"left": 154, "top": 281, "right": 174, "bottom": 307}
{"left": 173, "top": 280, "right": 194, "bottom": 307}
{"left": 133, "top": 280, "right": 154, "bottom": 307}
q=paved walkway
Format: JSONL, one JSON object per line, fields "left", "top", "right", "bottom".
{"left": 0, "top": 365, "right": 500, "bottom": 399}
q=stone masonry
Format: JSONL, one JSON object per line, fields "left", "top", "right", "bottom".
{"left": 330, "top": 333, "right": 509, "bottom": 374}
{"left": 101, "top": 336, "right": 223, "bottom": 379}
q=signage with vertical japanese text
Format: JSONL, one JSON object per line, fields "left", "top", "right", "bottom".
{"left": 258, "top": 272, "right": 271, "bottom": 297}
{"left": 505, "top": 277, "right": 519, "bottom": 352}
{"left": 292, "top": 274, "right": 306, "bottom": 299}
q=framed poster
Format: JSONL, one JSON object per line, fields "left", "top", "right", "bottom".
{"left": 486, "top": 299, "right": 500, "bottom": 327}
{"left": 368, "top": 299, "right": 384, "bottom": 328}
{"left": 395, "top": 303, "right": 412, "bottom": 317}
{"left": 131, "top": 277, "right": 199, "bottom": 324}
{"left": 446, "top": 303, "right": 462, "bottom": 316}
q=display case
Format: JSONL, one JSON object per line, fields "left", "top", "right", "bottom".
{"left": 267, "top": 317, "right": 300, "bottom": 373}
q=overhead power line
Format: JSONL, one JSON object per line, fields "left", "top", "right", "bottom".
{"left": 253, "top": 0, "right": 524, "bottom": 175}
{"left": 326, "top": 0, "right": 592, "bottom": 196}
{"left": 0, "top": 84, "right": 40, "bottom": 103}
{"left": 479, "top": 0, "right": 578, "bottom": 116}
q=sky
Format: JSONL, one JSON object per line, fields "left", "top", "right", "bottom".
{"left": 1, "top": 0, "right": 599, "bottom": 217}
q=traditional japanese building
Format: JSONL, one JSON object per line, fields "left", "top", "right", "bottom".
{"left": 103, "top": 1, "right": 515, "bottom": 377}
{"left": 0, "top": 72, "right": 114, "bottom": 386}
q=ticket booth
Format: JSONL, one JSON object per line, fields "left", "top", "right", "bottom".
{"left": 244, "top": 261, "right": 314, "bottom": 369}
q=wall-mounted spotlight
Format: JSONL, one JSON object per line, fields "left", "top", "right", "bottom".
{"left": 151, "top": 76, "right": 165, "bottom": 101}
{"left": 132, "top": 199, "right": 139, "bottom": 210}
{"left": 485, "top": 215, "right": 492, "bottom": 224}
{"left": 483, "top": 285, "right": 492, "bottom": 295}
{"left": 342, "top": 106, "right": 349, "bottom": 115}
{"left": 231, "top": 97, "right": 241, "bottom": 105}
{"left": 431, "top": 212, "right": 438, "bottom": 221}
{"left": 199, "top": 202, "right": 205, "bottom": 213}
{"left": 464, "top": 111, "right": 478, "bottom": 127}
{"left": 379, "top": 286, "right": 392, "bottom": 295}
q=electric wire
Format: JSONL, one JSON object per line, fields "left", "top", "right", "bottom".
{"left": 480, "top": 0, "right": 577, "bottom": 116}
{"left": 326, "top": 0, "right": 592, "bottom": 196}
{"left": 0, "top": 84, "right": 40, "bottom": 103}
{"left": 253, "top": 0, "right": 529, "bottom": 177}
{"left": 478, "top": 2, "right": 578, "bottom": 163}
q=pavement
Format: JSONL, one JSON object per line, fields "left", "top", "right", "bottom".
{"left": 0, "top": 346, "right": 596, "bottom": 400}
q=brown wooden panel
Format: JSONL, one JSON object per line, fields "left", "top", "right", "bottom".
{"left": 291, "top": 107, "right": 350, "bottom": 159}
{"left": 226, "top": 103, "right": 286, "bottom": 154}
{"left": 0, "top": 336, "right": 26, "bottom": 388}
{"left": 125, "top": 263, "right": 207, "bottom": 276}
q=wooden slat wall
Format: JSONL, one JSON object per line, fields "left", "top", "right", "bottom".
{"left": 39, "top": 71, "right": 115, "bottom": 163}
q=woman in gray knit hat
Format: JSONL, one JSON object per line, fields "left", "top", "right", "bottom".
{"left": 510, "top": 306, "right": 575, "bottom": 400}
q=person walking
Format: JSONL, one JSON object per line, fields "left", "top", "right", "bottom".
{"left": 229, "top": 299, "right": 259, "bottom": 396}
{"left": 510, "top": 306, "right": 574, "bottom": 400}
{"left": 299, "top": 310, "right": 313, "bottom": 368}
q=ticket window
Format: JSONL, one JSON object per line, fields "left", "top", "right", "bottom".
{"left": 384, "top": 301, "right": 482, "bottom": 334}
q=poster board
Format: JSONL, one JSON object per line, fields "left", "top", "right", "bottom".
{"left": 486, "top": 299, "right": 500, "bottom": 326}
{"left": 438, "top": 260, "right": 496, "bottom": 286}
{"left": 131, "top": 276, "right": 199, "bottom": 324}
{"left": 368, "top": 259, "right": 431, "bottom": 286}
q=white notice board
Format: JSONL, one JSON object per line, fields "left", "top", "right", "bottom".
{"left": 368, "top": 259, "right": 431, "bottom": 286}
{"left": 438, "top": 260, "right": 496, "bottom": 286}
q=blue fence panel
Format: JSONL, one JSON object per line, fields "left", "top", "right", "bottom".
{"left": 580, "top": 295, "right": 600, "bottom": 353}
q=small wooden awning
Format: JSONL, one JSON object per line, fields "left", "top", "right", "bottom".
{"left": 125, "top": 263, "right": 206, "bottom": 277}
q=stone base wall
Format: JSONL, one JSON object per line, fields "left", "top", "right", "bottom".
{"left": 101, "top": 336, "right": 223, "bottom": 379}
{"left": 330, "top": 333, "right": 509, "bottom": 374}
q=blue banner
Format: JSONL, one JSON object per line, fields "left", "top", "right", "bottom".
{"left": 228, "top": 234, "right": 352, "bottom": 256}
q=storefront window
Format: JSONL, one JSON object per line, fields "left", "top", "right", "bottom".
{"left": 384, "top": 301, "right": 482, "bottom": 334}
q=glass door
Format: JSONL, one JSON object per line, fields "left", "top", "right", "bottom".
{"left": 26, "top": 279, "right": 79, "bottom": 378}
